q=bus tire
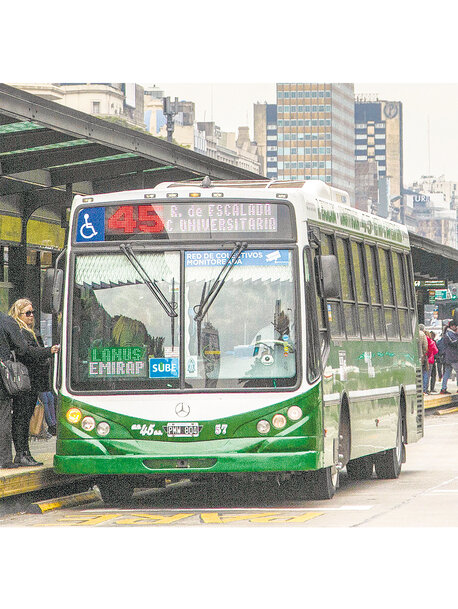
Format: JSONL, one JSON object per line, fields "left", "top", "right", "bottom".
{"left": 306, "top": 466, "right": 338, "bottom": 500}
{"left": 97, "top": 476, "right": 135, "bottom": 506}
{"left": 374, "top": 408, "right": 404, "bottom": 479}
{"left": 346, "top": 455, "right": 373, "bottom": 480}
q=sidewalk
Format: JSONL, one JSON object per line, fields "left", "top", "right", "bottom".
{"left": 0, "top": 435, "right": 91, "bottom": 499}
{"left": 424, "top": 377, "right": 458, "bottom": 411}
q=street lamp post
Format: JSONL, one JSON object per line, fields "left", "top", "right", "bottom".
{"left": 163, "top": 96, "right": 179, "bottom": 143}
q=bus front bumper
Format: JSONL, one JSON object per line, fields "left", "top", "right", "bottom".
{"left": 54, "top": 437, "right": 321, "bottom": 475}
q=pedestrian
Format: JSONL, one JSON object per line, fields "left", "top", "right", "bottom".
{"left": 426, "top": 330, "right": 438, "bottom": 393}
{"left": 0, "top": 309, "right": 55, "bottom": 468}
{"left": 8, "top": 299, "right": 59, "bottom": 467}
{"left": 436, "top": 324, "right": 447, "bottom": 381}
{"left": 39, "top": 390, "right": 56, "bottom": 436}
{"left": 440, "top": 320, "right": 458, "bottom": 394}
{"left": 419, "top": 324, "right": 429, "bottom": 394}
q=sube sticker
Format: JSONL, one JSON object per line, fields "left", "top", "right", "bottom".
{"left": 149, "top": 358, "right": 179, "bottom": 378}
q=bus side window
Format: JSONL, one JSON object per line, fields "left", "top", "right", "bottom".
{"left": 404, "top": 252, "right": 418, "bottom": 335}
{"left": 379, "top": 247, "right": 400, "bottom": 340}
{"left": 336, "top": 236, "right": 358, "bottom": 338}
{"left": 365, "top": 244, "right": 386, "bottom": 339}
{"left": 310, "top": 234, "right": 330, "bottom": 352}
{"left": 321, "top": 233, "right": 344, "bottom": 338}
{"left": 392, "top": 250, "right": 412, "bottom": 339}
{"left": 351, "top": 240, "right": 373, "bottom": 339}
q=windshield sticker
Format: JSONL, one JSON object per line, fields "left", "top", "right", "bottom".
{"left": 149, "top": 358, "right": 179, "bottom": 378}
{"left": 76, "top": 207, "right": 105, "bottom": 242}
{"left": 186, "top": 356, "right": 198, "bottom": 378}
{"left": 185, "top": 250, "right": 289, "bottom": 267}
{"left": 89, "top": 346, "right": 147, "bottom": 377}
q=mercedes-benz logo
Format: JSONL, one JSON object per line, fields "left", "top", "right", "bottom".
{"left": 175, "top": 402, "right": 190, "bottom": 417}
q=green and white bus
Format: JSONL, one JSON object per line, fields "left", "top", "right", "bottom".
{"left": 44, "top": 178, "right": 424, "bottom": 504}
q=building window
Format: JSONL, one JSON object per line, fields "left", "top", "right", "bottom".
{"left": 92, "top": 101, "right": 101, "bottom": 114}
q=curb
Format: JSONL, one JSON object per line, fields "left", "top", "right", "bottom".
{"left": 27, "top": 489, "right": 100, "bottom": 514}
{"left": 434, "top": 406, "right": 458, "bottom": 416}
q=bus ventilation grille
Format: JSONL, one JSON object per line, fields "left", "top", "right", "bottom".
{"left": 415, "top": 367, "right": 424, "bottom": 434}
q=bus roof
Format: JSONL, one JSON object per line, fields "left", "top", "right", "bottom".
{"left": 153, "top": 177, "right": 350, "bottom": 204}
{"left": 72, "top": 178, "right": 409, "bottom": 248}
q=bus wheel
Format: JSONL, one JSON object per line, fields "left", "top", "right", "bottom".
{"left": 97, "top": 476, "right": 135, "bottom": 506}
{"left": 346, "top": 455, "right": 373, "bottom": 480}
{"left": 374, "top": 408, "right": 404, "bottom": 479}
{"left": 306, "top": 466, "right": 338, "bottom": 500}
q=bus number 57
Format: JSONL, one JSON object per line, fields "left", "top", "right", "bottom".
{"left": 215, "top": 424, "right": 228, "bottom": 435}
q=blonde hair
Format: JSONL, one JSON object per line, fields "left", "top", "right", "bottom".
{"left": 8, "top": 298, "right": 37, "bottom": 341}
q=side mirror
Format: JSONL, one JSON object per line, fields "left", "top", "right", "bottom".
{"left": 42, "top": 268, "right": 63, "bottom": 314}
{"left": 320, "top": 255, "right": 341, "bottom": 299}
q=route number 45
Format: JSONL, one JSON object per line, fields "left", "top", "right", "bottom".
{"left": 215, "top": 424, "right": 228, "bottom": 435}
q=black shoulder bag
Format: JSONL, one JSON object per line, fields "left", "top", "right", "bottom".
{"left": 0, "top": 351, "right": 31, "bottom": 396}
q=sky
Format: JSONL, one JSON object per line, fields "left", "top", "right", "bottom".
{"left": 7, "top": 2, "right": 458, "bottom": 189}
{"left": 155, "top": 82, "right": 458, "bottom": 186}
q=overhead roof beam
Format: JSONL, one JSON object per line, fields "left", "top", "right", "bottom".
{"left": 0, "top": 142, "right": 119, "bottom": 174}
{"left": 0, "top": 128, "right": 75, "bottom": 153}
{"left": 49, "top": 155, "right": 162, "bottom": 186}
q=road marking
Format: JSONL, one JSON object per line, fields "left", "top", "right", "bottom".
{"left": 35, "top": 510, "right": 325, "bottom": 526}
{"left": 36, "top": 514, "right": 122, "bottom": 526}
{"left": 32, "top": 505, "right": 374, "bottom": 526}
{"left": 428, "top": 489, "right": 458, "bottom": 493}
{"left": 115, "top": 513, "right": 194, "bottom": 525}
{"left": 199, "top": 511, "right": 323, "bottom": 524}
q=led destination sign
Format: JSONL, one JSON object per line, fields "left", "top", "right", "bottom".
{"left": 75, "top": 201, "right": 293, "bottom": 242}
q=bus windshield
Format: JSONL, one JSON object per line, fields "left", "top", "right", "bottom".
{"left": 184, "top": 249, "right": 297, "bottom": 388}
{"left": 70, "top": 248, "right": 297, "bottom": 392}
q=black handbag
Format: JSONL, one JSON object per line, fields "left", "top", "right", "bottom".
{"left": 0, "top": 351, "right": 31, "bottom": 396}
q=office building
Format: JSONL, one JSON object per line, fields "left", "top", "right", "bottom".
{"left": 253, "top": 103, "right": 277, "bottom": 178}
{"left": 276, "top": 83, "right": 355, "bottom": 203}
{"left": 355, "top": 98, "right": 403, "bottom": 216}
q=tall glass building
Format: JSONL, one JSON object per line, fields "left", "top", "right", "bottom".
{"left": 276, "top": 83, "right": 355, "bottom": 203}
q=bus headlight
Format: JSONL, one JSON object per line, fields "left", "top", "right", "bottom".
{"left": 81, "top": 416, "right": 96, "bottom": 431}
{"left": 256, "top": 420, "right": 270, "bottom": 434}
{"left": 96, "top": 422, "right": 111, "bottom": 436}
{"left": 66, "top": 408, "right": 82, "bottom": 424}
{"left": 272, "top": 414, "right": 287, "bottom": 429}
{"left": 287, "top": 406, "right": 302, "bottom": 421}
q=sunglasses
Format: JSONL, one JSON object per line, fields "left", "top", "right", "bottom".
{"left": 23, "top": 310, "right": 35, "bottom": 317}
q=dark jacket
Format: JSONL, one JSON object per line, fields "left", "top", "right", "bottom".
{"left": 443, "top": 327, "right": 458, "bottom": 364}
{"left": 0, "top": 312, "right": 52, "bottom": 398}
{"left": 17, "top": 329, "right": 53, "bottom": 394}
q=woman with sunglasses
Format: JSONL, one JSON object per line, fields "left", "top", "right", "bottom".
{"left": 8, "top": 299, "right": 59, "bottom": 467}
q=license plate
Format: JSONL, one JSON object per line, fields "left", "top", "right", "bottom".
{"left": 164, "top": 423, "right": 202, "bottom": 438}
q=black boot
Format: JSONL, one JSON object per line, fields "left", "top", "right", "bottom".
{"left": 25, "top": 450, "right": 43, "bottom": 466}
{"left": 14, "top": 451, "right": 42, "bottom": 467}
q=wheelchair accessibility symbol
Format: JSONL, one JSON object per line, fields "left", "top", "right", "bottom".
{"left": 80, "top": 213, "right": 98, "bottom": 239}
{"left": 76, "top": 207, "right": 105, "bottom": 242}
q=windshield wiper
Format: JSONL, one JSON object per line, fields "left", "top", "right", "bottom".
{"left": 119, "top": 243, "right": 178, "bottom": 318}
{"left": 194, "top": 241, "right": 247, "bottom": 323}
